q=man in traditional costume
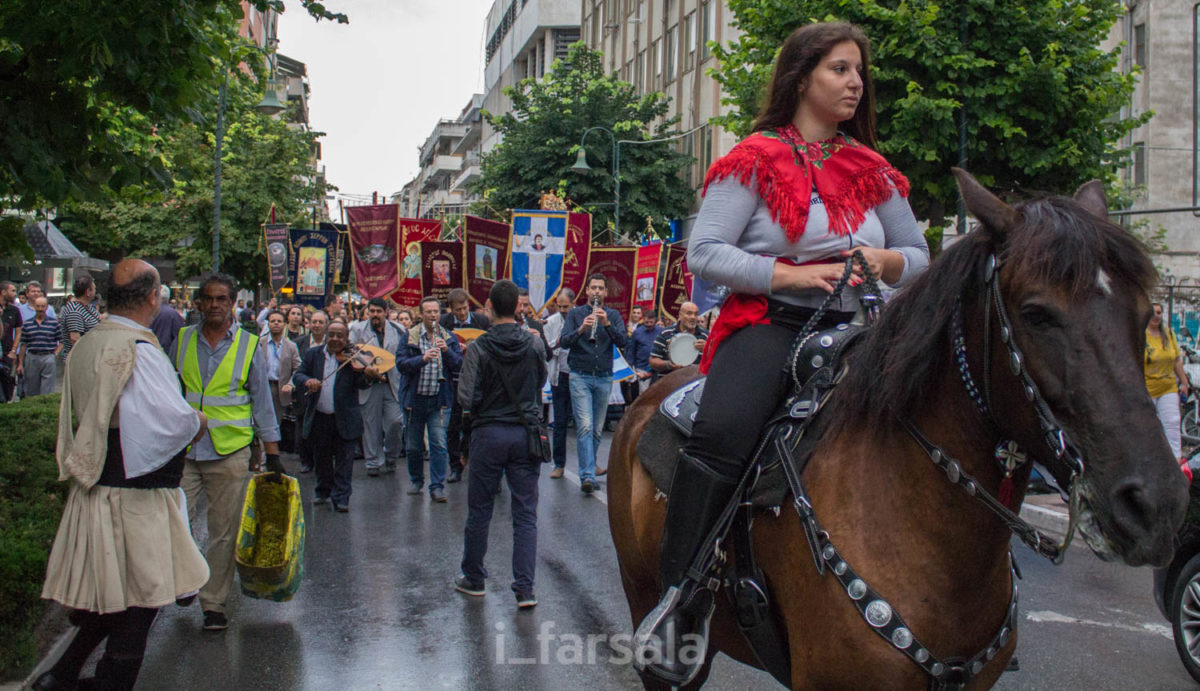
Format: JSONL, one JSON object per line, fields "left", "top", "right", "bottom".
{"left": 36, "top": 259, "right": 209, "bottom": 691}
{"left": 171, "top": 272, "right": 283, "bottom": 632}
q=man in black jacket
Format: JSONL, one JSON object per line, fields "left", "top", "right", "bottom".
{"left": 453, "top": 280, "right": 546, "bottom": 608}
{"left": 292, "top": 319, "right": 371, "bottom": 512}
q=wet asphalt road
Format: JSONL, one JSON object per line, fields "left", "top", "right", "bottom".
{"left": 131, "top": 431, "right": 1197, "bottom": 690}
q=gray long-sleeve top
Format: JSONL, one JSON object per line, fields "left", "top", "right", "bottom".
{"left": 687, "top": 177, "right": 929, "bottom": 313}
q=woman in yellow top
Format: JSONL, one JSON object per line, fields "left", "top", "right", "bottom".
{"left": 1146, "top": 302, "right": 1190, "bottom": 463}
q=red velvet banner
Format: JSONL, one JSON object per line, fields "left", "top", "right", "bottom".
{"left": 633, "top": 243, "right": 663, "bottom": 312}
{"left": 563, "top": 212, "right": 592, "bottom": 302}
{"left": 345, "top": 205, "right": 400, "bottom": 299}
{"left": 419, "top": 241, "right": 464, "bottom": 306}
{"left": 393, "top": 218, "right": 442, "bottom": 307}
{"left": 587, "top": 246, "right": 637, "bottom": 324}
{"left": 658, "top": 243, "right": 693, "bottom": 321}
{"left": 464, "top": 215, "right": 511, "bottom": 307}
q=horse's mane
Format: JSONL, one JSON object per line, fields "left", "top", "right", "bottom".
{"left": 825, "top": 195, "right": 1158, "bottom": 435}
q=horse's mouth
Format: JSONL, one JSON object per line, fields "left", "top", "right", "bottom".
{"left": 1076, "top": 492, "right": 1119, "bottom": 563}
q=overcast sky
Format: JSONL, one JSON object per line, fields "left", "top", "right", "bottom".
{"left": 278, "top": 0, "right": 496, "bottom": 214}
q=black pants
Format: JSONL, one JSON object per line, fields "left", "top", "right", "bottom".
{"left": 294, "top": 392, "right": 312, "bottom": 466}
{"left": 447, "top": 397, "right": 465, "bottom": 472}
{"left": 551, "top": 372, "right": 573, "bottom": 468}
{"left": 51, "top": 606, "right": 159, "bottom": 689}
{"left": 685, "top": 304, "right": 853, "bottom": 479}
{"left": 310, "top": 412, "right": 356, "bottom": 505}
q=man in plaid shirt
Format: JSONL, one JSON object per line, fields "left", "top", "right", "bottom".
{"left": 398, "top": 296, "right": 462, "bottom": 502}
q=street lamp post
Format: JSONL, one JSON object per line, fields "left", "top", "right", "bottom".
{"left": 570, "top": 124, "right": 707, "bottom": 240}
{"left": 571, "top": 127, "right": 620, "bottom": 235}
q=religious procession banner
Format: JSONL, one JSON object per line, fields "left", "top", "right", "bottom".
{"left": 394, "top": 218, "right": 443, "bottom": 306}
{"left": 587, "top": 245, "right": 637, "bottom": 324}
{"left": 346, "top": 204, "right": 401, "bottom": 299}
{"left": 659, "top": 242, "right": 693, "bottom": 321}
{"left": 290, "top": 228, "right": 336, "bottom": 308}
{"left": 633, "top": 243, "right": 663, "bottom": 312}
{"left": 420, "top": 241, "right": 464, "bottom": 306}
{"left": 563, "top": 212, "right": 593, "bottom": 302}
{"left": 510, "top": 209, "right": 568, "bottom": 316}
{"left": 464, "top": 215, "right": 510, "bottom": 307}
{"left": 263, "top": 223, "right": 291, "bottom": 295}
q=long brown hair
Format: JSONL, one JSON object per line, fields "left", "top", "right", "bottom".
{"left": 1150, "top": 302, "right": 1169, "bottom": 348}
{"left": 751, "top": 22, "right": 877, "bottom": 150}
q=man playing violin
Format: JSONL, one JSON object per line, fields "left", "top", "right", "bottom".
{"left": 293, "top": 319, "right": 372, "bottom": 511}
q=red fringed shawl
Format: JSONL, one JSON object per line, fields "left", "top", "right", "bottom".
{"left": 702, "top": 124, "right": 910, "bottom": 242}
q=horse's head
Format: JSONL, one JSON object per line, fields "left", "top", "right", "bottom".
{"left": 956, "top": 169, "right": 1188, "bottom": 567}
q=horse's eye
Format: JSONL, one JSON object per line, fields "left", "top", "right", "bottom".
{"left": 1020, "top": 304, "right": 1060, "bottom": 329}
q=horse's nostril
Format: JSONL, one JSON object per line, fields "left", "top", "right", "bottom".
{"left": 1110, "top": 479, "right": 1157, "bottom": 534}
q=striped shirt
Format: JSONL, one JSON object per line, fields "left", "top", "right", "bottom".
{"left": 59, "top": 300, "right": 100, "bottom": 357}
{"left": 22, "top": 315, "right": 60, "bottom": 354}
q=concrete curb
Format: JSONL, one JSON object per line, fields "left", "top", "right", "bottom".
{"left": 1019, "top": 501, "right": 1069, "bottom": 541}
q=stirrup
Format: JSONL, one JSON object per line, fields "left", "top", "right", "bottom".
{"left": 632, "top": 583, "right": 716, "bottom": 686}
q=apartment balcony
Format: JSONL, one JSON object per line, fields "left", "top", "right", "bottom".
{"left": 451, "top": 154, "right": 482, "bottom": 192}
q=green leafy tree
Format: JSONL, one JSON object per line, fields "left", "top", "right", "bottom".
{"left": 0, "top": 0, "right": 345, "bottom": 257}
{"left": 712, "top": 0, "right": 1146, "bottom": 232}
{"left": 475, "top": 42, "right": 695, "bottom": 244}
{"left": 58, "top": 71, "right": 328, "bottom": 288}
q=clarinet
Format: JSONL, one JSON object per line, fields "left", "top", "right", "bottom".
{"left": 588, "top": 296, "right": 603, "bottom": 342}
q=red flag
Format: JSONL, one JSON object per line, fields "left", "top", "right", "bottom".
{"left": 563, "top": 212, "right": 592, "bottom": 301}
{"left": 633, "top": 243, "right": 663, "bottom": 312}
{"left": 658, "top": 243, "right": 693, "bottom": 321}
{"left": 392, "top": 218, "right": 442, "bottom": 306}
{"left": 346, "top": 205, "right": 400, "bottom": 299}
{"left": 420, "top": 241, "right": 465, "bottom": 305}
{"left": 587, "top": 246, "right": 638, "bottom": 324}
{"left": 464, "top": 215, "right": 511, "bottom": 307}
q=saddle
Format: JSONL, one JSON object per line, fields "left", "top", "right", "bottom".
{"left": 635, "top": 319, "right": 867, "bottom": 687}
{"left": 638, "top": 320, "right": 867, "bottom": 509}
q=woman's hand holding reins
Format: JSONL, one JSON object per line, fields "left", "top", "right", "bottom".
{"left": 842, "top": 246, "right": 905, "bottom": 284}
{"left": 771, "top": 260, "right": 851, "bottom": 294}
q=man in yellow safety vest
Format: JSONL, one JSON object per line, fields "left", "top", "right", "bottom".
{"left": 171, "top": 273, "right": 283, "bottom": 632}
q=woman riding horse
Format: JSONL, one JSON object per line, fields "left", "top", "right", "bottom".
{"left": 635, "top": 22, "right": 930, "bottom": 685}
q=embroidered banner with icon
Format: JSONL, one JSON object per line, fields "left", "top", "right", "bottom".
{"left": 263, "top": 223, "right": 291, "bottom": 295}
{"left": 510, "top": 210, "right": 568, "bottom": 316}
{"left": 345, "top": 205, "right": 400, "bottom": 299}
{"left": 420, "top": 241, "right": 465, "bottom": 305}
{"left": 394, "top": 218, "right": 443, "bottom": 306}
{"left": 633, "top": 243, "right": 663, "bottom": 313}
{"left": 587, "top": 245, "right": 637, "bottom": 323}
{"left": 464, "top": 215, "right": 511, "bottom": 307}
{"left": 562, "top": 212, "right": 593, "bottom": 303}
{"left": 658, "top": 243, "right": 693, "bottom": 320}
{"left": 289, "top": 228, "right": 336, "bottom": 308}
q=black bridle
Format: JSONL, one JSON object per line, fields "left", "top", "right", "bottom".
{"left": 777, "top": 251, "right": 1088, "bottom": 689}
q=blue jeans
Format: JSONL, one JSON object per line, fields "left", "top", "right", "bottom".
{"left": 407, "top": 395, "right": 449, "bottom": 492}
{"left": 551, "top": 372, "right": 573, "bottom": 468}
{"left": 461, "top": 424, "right": 540, "bottom": 593}
{"left": 568, "top": 372, "right": 611, "bottom": 482}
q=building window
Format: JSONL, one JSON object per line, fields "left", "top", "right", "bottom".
{"left": 1133, "top": 141, "right": 1146, "bottom": 186}
{"left": 684, "top": 11, "right": 696, "bottom": 71}
{"left": 701, "top": 124, "right": 714, "bottom": 175}
{"left": 701, "top": 1, "right": 714, "bottom": 59}
{"left": 1133, "top": 23, "right": 1146, "bottom": 69}
{"left": 665, "top": 24, "right": 677, "bottom": 82}
{"left": 653, "top": 39, "right": 662, "bottom": 87}
{"left": 635, "top": 50, "right": 645, "bottom": 92}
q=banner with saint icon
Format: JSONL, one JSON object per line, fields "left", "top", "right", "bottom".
{"left": 345, "top": 204, "right": 401, "bottom": 299}
{"left": 419, "top": 241, "right": 464, "bottom": 305}
{"left": 289, "top": 228, "right": 336, "bottom": 308}
{"left": 510, "top": 209, "right": 568, "bottom": 316}
{"left": 464, "top": 215, "right": 510, "bottom": 307}
{"left": 633, "top": 243, "right": 663, "bottom": 313}
{"left": 658, "top": 243, "right": 693, "bottom": 321}
{"left": 563, "top": 212, "right": 592, "bottom": 302}
{"left": 587, "top": 245, "right": 637, "bottom": 323}
{"left": 263, "top": 223, "right": 291, "bottom": 295}
{"left": 394, "top": 218, "right": 443, "bottom": 306}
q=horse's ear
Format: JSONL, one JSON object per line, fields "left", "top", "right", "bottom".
{"left": 1073, "top": 180, "right": 1109, "bottom": 220}
{"left": 952, "top": 167, "right": 1017, "bottom": 241}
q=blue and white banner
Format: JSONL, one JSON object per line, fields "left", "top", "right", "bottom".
{"left": 510, "top": 210, "right": 568, "bottom": 316}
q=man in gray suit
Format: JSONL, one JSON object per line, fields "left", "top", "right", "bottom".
{"left": 260, "top": 310, "right": 301, "bottom": 450}
{"left": 350, "top": 297, "right": 407, "bottom": 476}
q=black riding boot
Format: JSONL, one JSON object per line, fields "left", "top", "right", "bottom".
{"left": 634, "top": 451, "right": 739, "bottom": 686}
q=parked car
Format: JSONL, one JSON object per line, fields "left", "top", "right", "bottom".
{"left": 1154, "top": 477, "right": 1200, "bottom": 682}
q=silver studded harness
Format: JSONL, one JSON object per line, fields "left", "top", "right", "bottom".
{"left": 773, "top": 252, "right": 1085, "bottom": 689}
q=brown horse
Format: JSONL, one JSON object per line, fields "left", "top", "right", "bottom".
{"left": 608, "top": 170, "right": 1190, "bottom": 689}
